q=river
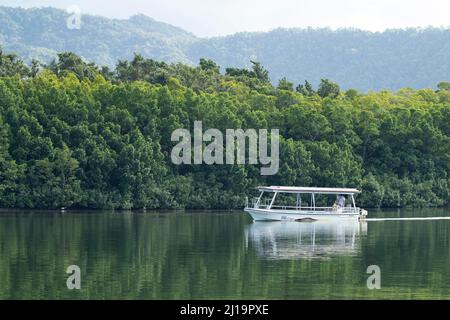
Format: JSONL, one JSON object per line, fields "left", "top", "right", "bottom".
{"left": 0, "top": 209, "right": 449, "bottom": 299}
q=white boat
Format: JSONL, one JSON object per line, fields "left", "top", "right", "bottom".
{"left": 244, "top": 186, "right": 368, "bottom": 221}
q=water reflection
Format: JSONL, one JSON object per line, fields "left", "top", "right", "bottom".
{"left": 1, "top": 209, "right": 449, "bottom": 299}
{"left": 247, "top": 220, "right": 367, "bottom": 260}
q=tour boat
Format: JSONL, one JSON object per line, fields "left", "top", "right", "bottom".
{"left": 244, "top": 186, "right": 368, "bottom": 221}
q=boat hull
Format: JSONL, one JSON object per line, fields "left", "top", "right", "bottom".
{"left": 244, "top": 208, "right": 362, "bottom": 221}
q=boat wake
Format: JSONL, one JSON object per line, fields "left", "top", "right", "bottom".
{"left": 365, "top": 217, "right": 450, "bottom": 221}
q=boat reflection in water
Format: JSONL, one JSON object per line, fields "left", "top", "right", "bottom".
{"left": 246, "top": 220, "right": 367, "bottom": 260}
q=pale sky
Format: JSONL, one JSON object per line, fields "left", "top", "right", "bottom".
{"left": 1, "top": 0, "right": 449, "bottom": 37}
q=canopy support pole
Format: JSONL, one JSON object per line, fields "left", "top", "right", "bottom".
{"left": 268, "top": 192, "right": 278, "bottom": 210}
{"left": 256, "top": 191, "right": 264, "bottom": 208}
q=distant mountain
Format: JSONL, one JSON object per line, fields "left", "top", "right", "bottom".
{"left": 0, "top": 6, "right": 196, "bottom": 66}
{"left": 190, "top": 28, "right": 450, "bottom": 91}
{"left": 1, "top": 6, "right": 450, "bottom": 91}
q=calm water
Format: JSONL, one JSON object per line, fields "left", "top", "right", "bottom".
{"left": 0, "top": 209, "right": 449, "bottom": 299}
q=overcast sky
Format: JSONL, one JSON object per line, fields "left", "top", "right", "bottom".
{"left": 1, "top": 0, "right": 449, "bottom": 37}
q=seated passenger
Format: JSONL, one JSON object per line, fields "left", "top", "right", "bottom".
{"left": 336, "top": 195, "right": 346, "bottom": 208}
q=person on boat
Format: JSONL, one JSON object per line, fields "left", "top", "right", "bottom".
{"left": 336, "top": 194, "right": 346, "bottom": 208}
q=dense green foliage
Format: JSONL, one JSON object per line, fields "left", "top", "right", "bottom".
{"left": 1, "top": 6, "right": 450, "bottom": 91}
{"left": 0, "top": 48, "right": 449, "bottom": 209}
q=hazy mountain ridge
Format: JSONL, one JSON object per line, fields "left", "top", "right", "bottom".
{"left": 194, "top": 27, "right": 450, "bottom": 90}
{"left": 1, "top": 6, "right": 449, "bottom": 90}
{"left": 0, "top": 6, "right": 196, "bottom": 66}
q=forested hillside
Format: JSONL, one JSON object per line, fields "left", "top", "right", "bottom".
{"left": 188, "top": 28, "right": 450, "bottom": 91}
{"left": 0, "top": 6, "right": 196, "bottom": 66}
{"left": 1, "top": 6, "right": 450, "bottom": 91}
{"left": 0, "top": 49, "right": 449, "bottom": 209}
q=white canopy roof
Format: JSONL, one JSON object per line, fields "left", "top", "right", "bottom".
{"left": 257, "top": 186, "right": 361, "bottom": 194}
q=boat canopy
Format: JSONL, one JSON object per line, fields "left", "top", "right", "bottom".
{"left": 257, "top": 186, "right": 361, "bottom": 195}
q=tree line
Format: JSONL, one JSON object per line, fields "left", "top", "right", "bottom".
{"left": 0, "top": 49, "right": 449, "bottom": 209}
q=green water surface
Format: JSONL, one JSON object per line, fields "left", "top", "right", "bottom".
{"left": 0, "top": 209, "right": 449, "bottom": 299}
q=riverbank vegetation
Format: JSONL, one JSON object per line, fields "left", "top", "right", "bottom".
{"left": 0, "top": 49, "right": 449, "bottom": 209}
